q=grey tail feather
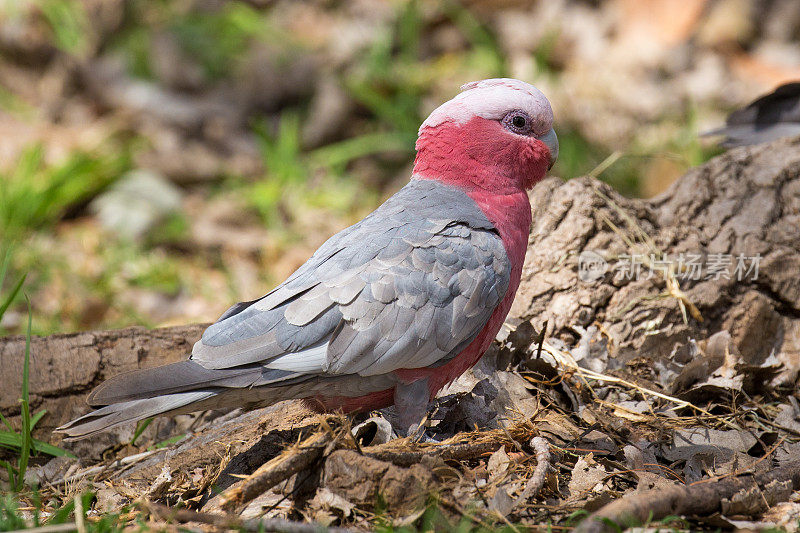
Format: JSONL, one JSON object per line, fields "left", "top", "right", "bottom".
{"left": 56, "top": 379, "right": 309, "bottom": 440}
{"left": 86, "top": 360, "right": 266, "bottom": 406}
{"left": 57, "top": 358, "right": 313, "bottom": 440}
{"left": 55, "top": 390, "right": 218, "bottom": 440}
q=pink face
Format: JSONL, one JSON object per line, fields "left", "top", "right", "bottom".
{"left": 413, "top": 79, "right": 558, "bottom": 194}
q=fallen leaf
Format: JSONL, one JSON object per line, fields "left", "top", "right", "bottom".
{"left": 311, "top": 487, "right": 355, "bottom": 518}
{"left": 487, "top": 448, "right": 511, "bottom": 481}
{"left": 662, "top": 428, "right": 758, "bottom": 462}
{"left": 568, "top": 454, "right": 607, "bottom": 498}
{"left": 489, "top": 485, "right": 515, "bottom": 517}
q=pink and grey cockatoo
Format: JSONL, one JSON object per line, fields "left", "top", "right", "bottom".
{"left": 58, "top": 78, "right": 558, "bottom": 439}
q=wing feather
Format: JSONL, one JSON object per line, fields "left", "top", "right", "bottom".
{"left": 190, "top": 179, "right": 512, "bottom": 382}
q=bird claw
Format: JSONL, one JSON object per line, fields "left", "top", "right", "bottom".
{"left": 405, "top": 422, "right": 440, "bottom": 443}
{"left": 407, "top": 422, "right": 425, "bottom": 442}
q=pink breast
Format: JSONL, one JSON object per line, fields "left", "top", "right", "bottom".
{"left": 310, "top": 188, "right": 531, "bottom": 411}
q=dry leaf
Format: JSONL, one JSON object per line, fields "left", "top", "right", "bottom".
{"left": 487, "top": 448, "right": 511, "bottom": 481}
{"left": 568, "top": 454, "right": 607, "bottom": 498}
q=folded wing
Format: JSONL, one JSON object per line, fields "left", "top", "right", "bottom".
{"left": 90, "top": 179, "right": 511, "bottom": 406}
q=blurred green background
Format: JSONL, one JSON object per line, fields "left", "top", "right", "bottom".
{"left": 1, "top": 0, "right": 798, "bottom": 336}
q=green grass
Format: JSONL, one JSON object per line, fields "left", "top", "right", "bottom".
{"left": 0, "top": 252, "right": 26, "bottom": 329}
{"left": 241, "top": 111, "right": 405, "bottom": 227}
{"left": 551, "top": 127, "right": 641, "bottom": 196}
{"left": 668, "top": 105, "right": 724, "bottom": 168}
{"left": 0, "top": 491, "right": 131, "bottom": 532}
{"left": 111, "top": 0, "right": 284, "bottom": 82}
{"left": 0, "top": 296, "right": 73, "bottom": 492}
{"left": 237, "top": 0, "right": 514, "bottom": 230}
{"left": 0, "top": 300, "right": 32, "bottom": 490}
{"left": 1, "top": 254, "right": 73, "bottom": 490}
{"left": 346, "top": 0, "right": 508, "bottom": 144}
{"left": 38, "top": 0, "right": 90, "bottom": 56}
{"left": 442, "top": 0, "right": 507, "bottom": 78}
{"left": 233, "top": 0, "right": 515, "bottom": 231}
{"left": 345, "top": 0, "right": 427, "bottom": 139}
{"left": 0, "top": 145, "right": 127, "bottom": 247}
{"left": 111, "top": 23, "right": 155, "bottom": 80}
{"left": 0, "top": 144, "right": 129, "bottom": 334}
{"left": 0, "top": 87, "right": 35, "bottom": 119}
{"left": 129, "top": 419, "right": 153, "bottom": 448}
{"left": 532, "top": 27, "right": 563, "bottom": 77}
{"left": 170, "top": 1, "right": 269, "bottom": 80}
{"left": 553, "top": 113, "right": 723, "bottom": 197}
{"left": 247, "top": 112, "right": 311, "bottom": 225}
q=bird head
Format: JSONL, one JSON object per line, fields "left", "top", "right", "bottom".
{"left": 413, "top": 78, "right": 557, "bottom": 193}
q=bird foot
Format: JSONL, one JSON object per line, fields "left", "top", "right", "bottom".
{"left": 407, "top": 422, "right": 426, "bottom": 442}
{"left": 407, "top": 423, "right": 440, "bottom": 443}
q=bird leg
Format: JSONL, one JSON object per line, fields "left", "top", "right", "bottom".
{"left": 393, "top": 378, "right": 431, "bottom": 440}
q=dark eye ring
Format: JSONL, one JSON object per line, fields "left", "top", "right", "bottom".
{"left": 502, "top": 110, "right": 532, "bottom": 134}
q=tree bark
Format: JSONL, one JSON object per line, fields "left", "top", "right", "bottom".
{"left": 574, "top": 460, "right": 800, "bottom": 533}
{"left": 513, "top": 136, "right": 800, "bottom": 384}
{"left": 0, "top": 324, "right": 207, "bottom": 442}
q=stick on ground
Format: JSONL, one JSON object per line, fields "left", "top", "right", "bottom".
{"left": 575, "top": 460, "right": 800, "bottom": 533}
{"left": 363, "top": 439, "right": 502, "bottom": 467}
{"left": 147, "top": 501, "right": 357, "bottom": 533}
{"left": 512, "top": 436, "right": 551, "bottom": 509}
{"left": 219, "top": 427, "right": 335, "bottom": 512}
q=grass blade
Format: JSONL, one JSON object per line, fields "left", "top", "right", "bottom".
{"left": 0, "top": 247, "right": 10, "bottom": 288}
{"left": 29, "top": 409, "right": 47, "bottom": 431}
{"left": 0, "top": 431, "right": 74, "bottom": 457}
{"left": 130, "top": 418, "right": 153, "bottom": 446}
{"left": 0, "top": 459, "right": 17, "bottom": 488}
{"left": 309, "top": 132, "right": 415, "bottom": 169}
{"left": 15, "top": 297, "right": 33, "bottom": 490}
{"left": 0, "top": 272, "right": 26, "bottom": 322}
{"left": 0, "top": 411, "right": 14, "bottom": 432}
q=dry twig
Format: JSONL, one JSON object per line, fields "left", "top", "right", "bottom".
{"left": 49, "top": 449, "right": 163, "bottom": 487}
{"left": 364, "top": 439, "right": 501, "bottom": 467}
{"left": 574, "top": 460, "right": 800, "bottom": 533}
{"left": 361, "top": 420, "right": 538, "bottom": 466}
{"left": 219, "top": 426, "right": 336, "bottom": 512}
{"left": 147, "top": 501, "right": 357, "bottom": 533}
{"left": 511, "top": 437, "right": 551, "bottom": 509}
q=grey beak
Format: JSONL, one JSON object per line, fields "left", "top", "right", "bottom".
{"left": 539, "top": 128, "right": 559, "bottom": 170}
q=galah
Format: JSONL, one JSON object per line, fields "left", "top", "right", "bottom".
{"left": 704, "top": 82, "right": 800, "bottom": 147}
{"left": 58, "top": 78, "right": 558, "bottom": 439}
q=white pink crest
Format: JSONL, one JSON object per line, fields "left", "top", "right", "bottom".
{"left": 419, "top": 78, "right": 554, "bottom": 136}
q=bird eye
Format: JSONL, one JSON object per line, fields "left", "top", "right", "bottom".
{"left": 502, "top": 110, "right": 533, "bottom": 134}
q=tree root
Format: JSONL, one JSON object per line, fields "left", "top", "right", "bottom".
{"left": 575, "top": 460, "right": 800, "bottom": 533}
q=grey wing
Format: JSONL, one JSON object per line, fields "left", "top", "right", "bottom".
{"left": 706, "top": 82, "right": 800, "bottom": 147}
{"left": 191, "top": 179, "right": 511, "bottom": 378}
{"left": 322, "top": 222, "right": 510, "bottom": 376}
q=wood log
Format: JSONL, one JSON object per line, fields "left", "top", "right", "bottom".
{"left": 0, "top": 324, "right": 207, "bottom": 449}
{"left": 513, "top": 136, "right": 800, "bottom": 383}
